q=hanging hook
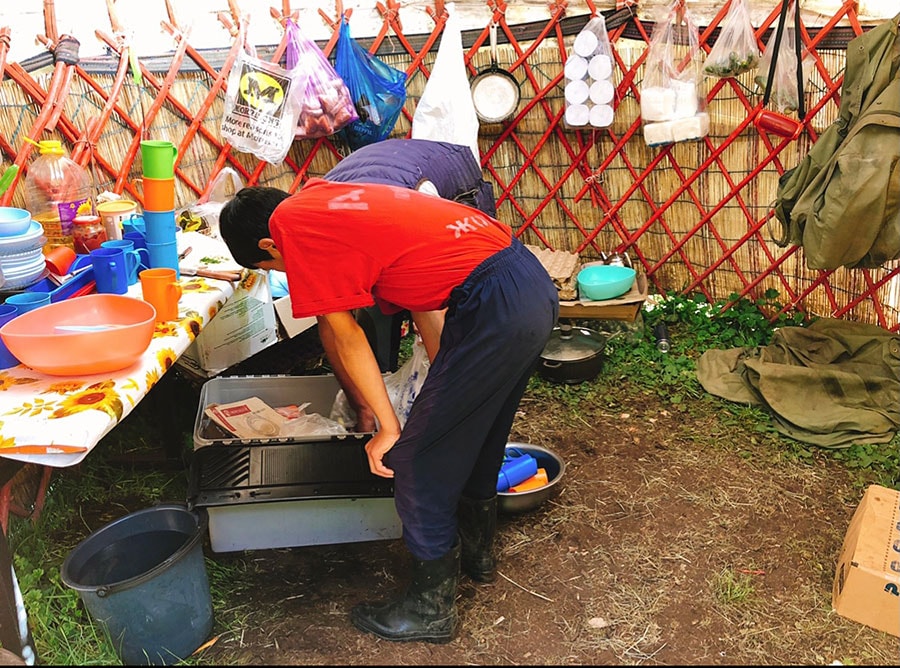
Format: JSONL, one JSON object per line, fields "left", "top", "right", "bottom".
{"left": 318, "top": 0, "right": 348, "bottom": 30}
{"left": 269, "top": 0, "right": 298, "bottom": 26}
{"left": 425, "top": 0, "right": 447, "bottom": 23}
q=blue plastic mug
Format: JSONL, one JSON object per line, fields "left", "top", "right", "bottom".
{"left": 124, "top": 230, "right": 148, "bottom": 252}
{"left": 143, "top": 209, "right": 178, "bottom": 244}
{"left": 101, "top": 239, "right": 150, "bottom": 284}
{"left": 146, "top": 240, "right": 181, "bottom": 278}
{"left": 90, "top": 247, "right": 139, "bottom": 295}
{"left": 0, "top": 303, "right": 20, "bottom": 369}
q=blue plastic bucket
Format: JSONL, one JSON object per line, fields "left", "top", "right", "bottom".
{"left": 60, "top": 504, "right": 213, "bottom": 665}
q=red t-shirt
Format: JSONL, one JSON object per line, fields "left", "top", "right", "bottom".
{"left": 270, "top": 178, "right": 512, "bottom": 318}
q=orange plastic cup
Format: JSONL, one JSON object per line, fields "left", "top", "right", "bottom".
{"left": 45, "top": 245, "right": 77, "bottom": 275}
{"left": 136, "top": 176, "right": 175, "bottom": 212}
{"left": 139, "top": 267, "right": 182, "bottom": 322}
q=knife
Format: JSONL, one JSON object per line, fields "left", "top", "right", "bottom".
{"left": 1, "top": 444, "right": 89, "bottom": 455}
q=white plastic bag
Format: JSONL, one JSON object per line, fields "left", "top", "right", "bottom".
{"left": 703, "top": 0, "right": 760, "bottom": 78}
{"left": 565, "top": 14, "right": 616, "bottom": 129}
{"left": 383, "top": 336, "right": 430, "bottom": 428}
{"left": 177, "top": 167, "right": 245, "bottom": 238}
{"left": 640, "top": 0, "right": 708, "bottom": 146}
{"left": 330, "top": 336, "right": 430, "bottom": 430}
{"left": 411, "top": 3, "right": 480, "bottom": 163}
{"left": 220, "top": 25, "right": 306, "bottom": 164}
{"left": 285, "top": 19, "right": 357, "bottom": 139}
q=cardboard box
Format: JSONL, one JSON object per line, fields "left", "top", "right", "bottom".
{"left": 273, "top": 293, "right": 317, "bottom": 339}
{"left": 832, "top": 484, "right": 900, "bottom": 636}
{"left": 179, "top": 271, "right": 278, "bottom": 376}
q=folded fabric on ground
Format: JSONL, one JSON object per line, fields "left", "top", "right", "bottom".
{"left": 696, "top": 318, "right": 900, "bottom": 447}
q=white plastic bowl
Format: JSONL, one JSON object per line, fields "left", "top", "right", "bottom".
{"left": 0, "top": 207, "right": 33, "bottom": 237}
{"left": 0, "top": 221, "right": 44, "bottom": 254}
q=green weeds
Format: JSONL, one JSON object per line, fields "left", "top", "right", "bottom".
{"left": 711, "top": 567, "right": 756, "bottom": 605}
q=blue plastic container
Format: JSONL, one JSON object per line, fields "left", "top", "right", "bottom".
{"left": 60, "top": 504, "right": 213, "bottom": 666}
{"left": 497, "top": 448, "right": 538, "bottom": 492}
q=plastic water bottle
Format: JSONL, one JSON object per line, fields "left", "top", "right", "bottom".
{"left": 24, "top": 139, "right": 94, "bottom": 254}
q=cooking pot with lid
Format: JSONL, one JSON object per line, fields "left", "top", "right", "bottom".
{"left": 538, "top": 321, "right": 608, "bottom": 384}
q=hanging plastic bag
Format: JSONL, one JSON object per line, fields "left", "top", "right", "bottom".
{"left": 177, "top": 167, "right": 245, "bottom": 237}
{"left": 285, "top": 19, "right": 358, "bottom": 140}
{"left": 220, "top": 25, "right": 307, "bottom": 163}
{"left": 564, "top": 14, "right": 616, "bottom": 129}
{"left": 334, "top": 17, "right": 408, "bottom": 151}
{"left": 329, "top": 335, "right": 430, "bottom": 430}
{"left": 640, "top": 0, "right": 709, "bottom": 146}
{"left": 411, "top": 2, "right": 480, "bottom": 163}
{"left": 754, "top": 0, "right": 812, "bottom": 116}
{"left": 703, "top": 0, "right": 760, "bottom": 78}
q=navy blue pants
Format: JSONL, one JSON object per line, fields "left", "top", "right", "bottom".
{"left": 385, "top": 237, "right": 559, "bottom": 560}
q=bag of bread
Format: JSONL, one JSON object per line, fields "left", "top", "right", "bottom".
{"left": 285, "top": 19, "right": 358, "bottom": 140}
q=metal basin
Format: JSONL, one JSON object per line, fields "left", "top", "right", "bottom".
{"left": 498, "top": 443, "right": 566, "bottom": 514}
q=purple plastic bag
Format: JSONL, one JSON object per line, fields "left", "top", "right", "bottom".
{"left": 285, "top": 20, "right": 357, "bottom": 139}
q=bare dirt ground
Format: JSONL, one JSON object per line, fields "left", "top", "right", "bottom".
{"left": 177, "top": 373, "right": 899, "bottom": 666}
{"left": 33, "top": 328, "right": 896, "bottom": 666}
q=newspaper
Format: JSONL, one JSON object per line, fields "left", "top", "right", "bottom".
{"left": 205, "top": 397, "right": 287, "bottom": 438}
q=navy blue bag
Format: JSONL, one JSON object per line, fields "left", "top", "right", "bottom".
{"left": 334, "top": 18, "right": 408, "bottom": 150}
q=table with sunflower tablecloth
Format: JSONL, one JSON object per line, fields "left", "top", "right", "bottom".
{"left": 0, "top": 231, "right": 265, "bottom": 531}
{"left": 0, "top": 267, "right": 257, "bottom": 469}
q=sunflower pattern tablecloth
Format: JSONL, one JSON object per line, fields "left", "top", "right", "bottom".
{"left": 0, "top": 270, "right": 251, "bottom": 468}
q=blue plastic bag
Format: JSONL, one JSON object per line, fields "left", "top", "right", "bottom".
{"left": 334, "top": 18, "right": 408, "bottom": 150}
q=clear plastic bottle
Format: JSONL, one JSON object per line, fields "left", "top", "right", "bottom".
{"left": 23, "top": 139, "right": 94, "bottom": 254}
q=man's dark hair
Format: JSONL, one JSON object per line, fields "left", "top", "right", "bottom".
{"left": 219, "top": 186, "right": 291, "bottom": 268}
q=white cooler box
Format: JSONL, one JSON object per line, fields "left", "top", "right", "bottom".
{"left": 188, "top": 374, "right": 402, "bottom": 553}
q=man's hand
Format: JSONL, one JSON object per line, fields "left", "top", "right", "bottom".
{"left": 317, "top": 311, "right": 402, "bottom": 453}
{"left": 364, "top": 429, "right": 400, "bottom": 478}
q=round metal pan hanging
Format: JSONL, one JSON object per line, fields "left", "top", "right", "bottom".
{"left": 470, "top": 22, "right": 520, "bottom": 124}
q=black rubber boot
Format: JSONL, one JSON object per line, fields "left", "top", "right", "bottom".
{"left": 458, "top": 495, "right": 497, "bottom": 583}
{"left": 350, "top": 540, "right": 460, "bottom": 643}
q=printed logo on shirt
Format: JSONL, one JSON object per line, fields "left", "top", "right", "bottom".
{"left": 328, "top": 188, "right": 369, "bottom": 211}
{"left": 446, "top": 214, "right": 494, "bottom": 238}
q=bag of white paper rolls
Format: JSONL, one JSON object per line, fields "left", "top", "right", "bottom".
{"left": 588, "top": 54, "right": 612, "bottom": 80}
{"left": 565, "top": 104, "right": 590, "bottom": 126}
{"left": 564, "top": 55, "right": 588, "bottom": 81}
{"left": 573, "top": 29, "right": 599, "bottom": 57}
{"left": 589, "top": 79, "right": 614, "bottom": 105}
{"left": 564, "top": 79, "right": 590, "bottom": 105}
{"left": 590, "top": 104, "right": 614, "bottom": 127}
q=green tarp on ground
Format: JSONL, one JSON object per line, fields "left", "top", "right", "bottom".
{"left": 697, "top": 318, "right": 900, "bottom": 447}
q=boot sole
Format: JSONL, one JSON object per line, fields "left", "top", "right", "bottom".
{"left": 350, "top": 612, "right": 455, "bottom": 644}
{"left": 462, "top": 568, "right": 496, "bottom": 584}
